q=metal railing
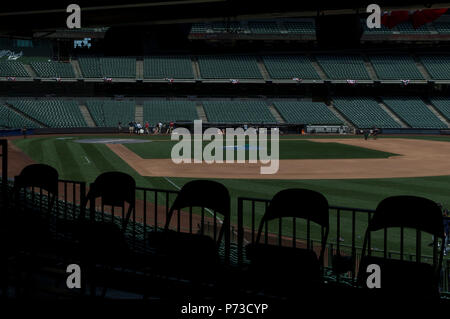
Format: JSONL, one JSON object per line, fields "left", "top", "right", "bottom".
{"left": 5, "top": 173, "right": 450, "bottom": 296}
{"left": 237, "top": 196, "right": 450, "bottom": 294}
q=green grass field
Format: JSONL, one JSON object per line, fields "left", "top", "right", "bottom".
{"left": 125, "top": 139, "right": 397, "bottom": 160}
{"left": 13, "top": 134, "right": 450, "bottom": 258}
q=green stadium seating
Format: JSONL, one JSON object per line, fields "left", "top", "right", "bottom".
{"left": 31, "top": 61, "right": 75, "bottom": 78}
{"left": 0, "top": 104, "right": 40, "bottom": 128}
{"left": 7, "top": 99, "right": 87, "bottom": 128}
{"left": 283, "top": 21, "right": 315, "bottom": 34}
{"left": 273, "top": 101, "right": 342, "bottom": 125}
{"left": 210, "top": 22, "right": 244, "bottom": 33}
{"left": 382, "top": 97, "right": 446, "bottom": 128}
{"left": 79, "top": 57, "right": 136, "bottom": 78}
{"left": 429, "top": 97, "right": 450, "bottom": 120}
{"left": 419, "top": 55, "right": 450, "bottom": 80}
{"left": 248, "top": 22, "right": 281, "bottom": 34}
{"left": 202, "top": 100, "right": 276, "bottom": 123}
{"left": 191, "top": 23, "right": 207, "bottom": 33}
{"left": 197, "top": 56, "right": 262, "bottom": 79}
{"left": 369, "top": 55, "right": 424, "bottom": 80}
{"left": 432, "top": 22, "right": 450, "bottom": 34}
{"left": 395, "top": 23, "right": 433, "bottom": 34}
{"left": 333, "top": 97, "right": 400, "bottom": 128}
{"left": 262, "top": 55, "right": 320, "bottom": 80}
{"left": 86, "top": 100, "right": 136, "bottom": 127}
{"left": 143, "top": 100, "right": 198, "bottom": 123}
{"left": 143, "top": 56, "right": 194, "bottom": 79}
{"left": 0, "top": 61, "right": 29, "bottom": 77}
{"left": 315, "top": 55, "right": 370, "bottom": 80}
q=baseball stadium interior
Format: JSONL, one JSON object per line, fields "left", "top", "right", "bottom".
{"left": 1, "top": 0, "right": 450, "bottom": 312}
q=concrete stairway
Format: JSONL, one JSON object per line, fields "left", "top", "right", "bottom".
{"left": 424, "top": 100, "right": 450, "bottom": 128}
{"left": 363, "top": 55, "right": 378, "bottom": 80}
{"left": 135, "top": 104, "right": 144, "bottom": 123}
{"left": 136, "top": 59, "right": 144, "bottom": 79}
{"left": 196, "top": 103, "right": 208, "bottom": 122}
{"left": 3, "top": 102, "right": 47, "bottom": 127}
{"left": 256, "top": 57, "right": 271, "bottom": 81}
{"left": 71, "top": 60, "right": 83, "bottom": 79}
{"left": 327, "top": 102, "right": 355, "bottom": 130}
{"left": 79, "top": 104, "right": 96, "bottom": 127}
{"left": 413, "top": 55, "right": 431, "bottom": 80}
{"left": 267, "top": 103, "right": 285, "bottom": 123}
{"left": 309, "top": 55, "right": 328, "bottom": 80}
{"left": 192, "top": 57, "right": 201, "bottom": 80}
{"left": 378, "top": 100, "right": 409, "bottom": 128}
{"left": 23, "top": 64, "right": 37, "bottom": 77}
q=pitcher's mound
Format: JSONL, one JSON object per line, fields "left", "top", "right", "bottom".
{"left": 75, "top": 138, "right": 151, "bottom": 144}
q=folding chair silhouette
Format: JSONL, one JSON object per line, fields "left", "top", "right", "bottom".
{"left": 148, "top": 180, "right": 231, "bottom": 283}
{"left": 80, "top": 171, "right": 136, "bottom": 230}
{"left": 77, "top": 172, "right": 136, "bottom": 297}
{"left": 2, "top": 164, "right": 59, "bottom": 296}
{"left": 8, "top": 164, "right": 59, "bottom": 249}
{"left": 245, "top": 188, "right": 329, "bottom": 296}
{"left": 357, "top": 195, "right": 445, "bottom": 300}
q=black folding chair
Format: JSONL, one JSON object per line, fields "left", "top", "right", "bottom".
{"left": 7, "top": 164, "right": 59, "bottom": 250}
{"left": 357, "top": 195, "right": 445, "bottom": 300}
{"left": 148, "top": 180, "right": 231, "bottom": 285}
{"left": 76, "top": 172, "right": 136, "bottom": 297}
{"left": 245, "top": 188, "right": 329, "bottom": 297}
{"left": 1, "top": 164, "right": 60, "bottom": 296}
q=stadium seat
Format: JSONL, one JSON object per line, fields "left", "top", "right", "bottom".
{"left": 148, "top": 180, "right": 231, "bottom": 284}
{"left": 143, "top": 100, "right": 198, "bottom": 124}
{"left": 86, "top": 100, "right": 135, "bottom": 127}
{"left": 197, "top": 55, "right": 262, "bottom": 79}
{"left": 79, "top": 57, "right": 136, "bottom": 78}
{"left": 245, "top": 189, "right": 329, "bottom": 297}
{"left": 262, "top": 55, "right": 320, "bottom": 80}
{"left": 7, "top": 99, "right": 87, "bottom": 128}
{"left": 419, "top": 55, "right": 450, "bottom": 80}
{"left": 30, "top": 61, "right": 75, "bottom": 78}
{"left": 0, "top": 61, "right": 28, "bottom": 77}
{"left": 202, "top": 100, "right": 276, "bottom": 123}
{"left": 429, "top": 97, "right": 450, "bottom": 120}
{"left": 0, "top": 104, "right": 40, "bottom": 129}
{"left": 369, "top": 55, "right": 424, "bottom": 80}
{"left": 315, "top": 55, "right": 370, "bottom": 80}
{"left": 143, "top": 56, "right": 194, "bottom": 79}
{"left": 382, "top": 97, "right": 446, "bottom": 128}
{"left": 333, "top": 97, "right": 401, "bottom": 128}
{"left": 273, "top": 100, "right": 342, "bottom": 125}
{"left": 357, "top": 196, "right": 445, "bottom": 300}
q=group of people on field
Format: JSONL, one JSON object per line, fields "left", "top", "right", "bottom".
{"left": 362, "top": 127, "right": 380, "bottom": 140}
{"left": 119, "top": 121, "right": 174, "bottom": 135}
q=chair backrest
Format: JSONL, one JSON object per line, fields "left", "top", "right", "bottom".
{"left": 368, "top": 196, "right": 444, "bottom": 235}
{"left": 13, "top": 164, "right": 59, "bottom": 213}
{"left": 164, "top": 180, "right": 231, "bottom": 252}
{"left": 358, "top": 195, "right": 445, "bottom": 294}
{"left": 255, "top": 188, "right": 329, "bottom": 264}
{"left": 81, "top": 172, "right": 136, "bottom": 230}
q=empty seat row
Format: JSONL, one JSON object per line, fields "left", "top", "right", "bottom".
{"left": 382, "top": 97, "right": 447, "bottom": 128}
{"left": 143, "top": 100, "right": 199, "bottom": 123}
{"left": 274, "top": 101, "right": 342, "bottom": 125}
{"left": 202, "top": 100, "right": 276, "bottom": 123}
{"left": 31, "top": 61, "right": 75, "bottom": 78}
{"left": 7, "top": 99, "right": 87, "bottom": 128}
{"left": 0, "top": 104, "right": 40, "bottom": 128}
{"left": 333, "top": 97, "right": 401, "bottom": 128}
{"left": 86, "top": 100, "right": 136, "bottom": 127}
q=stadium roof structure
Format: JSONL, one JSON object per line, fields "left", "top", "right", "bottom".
{"left": 1, "top": 1, "right": 450, "bottom": 35}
